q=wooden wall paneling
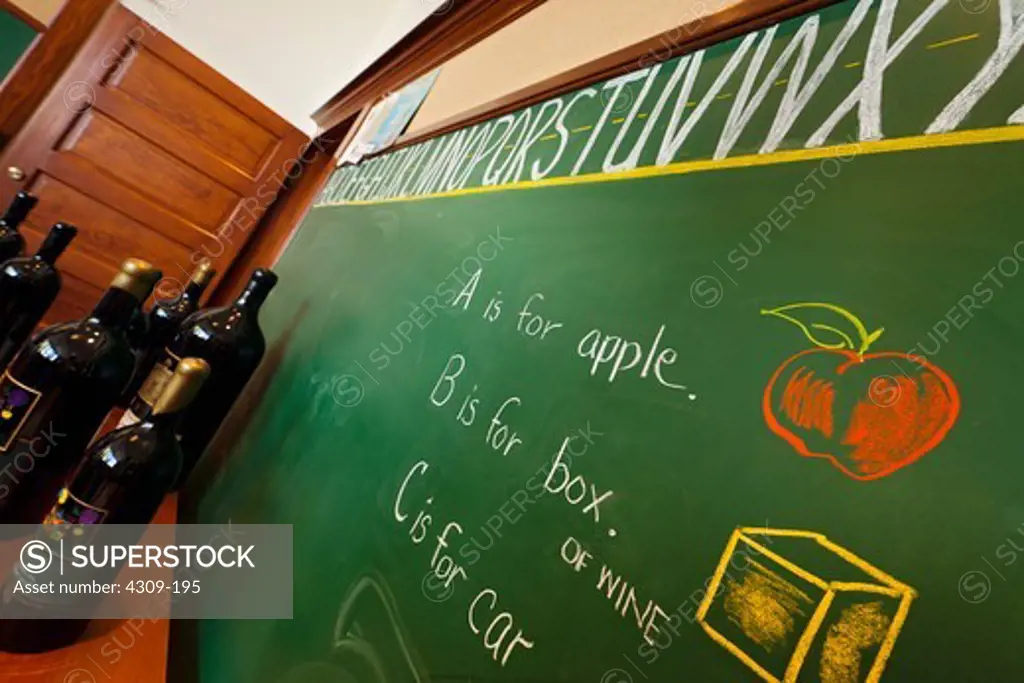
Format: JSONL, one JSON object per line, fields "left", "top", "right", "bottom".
{"left": 0, "top": 5, "right": 308, "bottom": 323}
{"left": 0, "top": 0, "right": 116, "bottom": 148}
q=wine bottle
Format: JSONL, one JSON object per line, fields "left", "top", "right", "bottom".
{"left": 0, "top": 192, "right": 39, "bottom": 263}
{"left": 122, "top": 260, "right": 216, "bottom": 404}
{"left": 123, "top": 269, "right": 277, "bottom": 485}
{"left": 0, "top": 258, "right": 161, "bottom": 526}
{"left": 0, "top": 222, "right": 78, "bottom": 369}
{"left": 0, "top": 358, "right": 209, "bottom": 653}
{"left": 55, "top": 357, "right": 210, "bottom": 524}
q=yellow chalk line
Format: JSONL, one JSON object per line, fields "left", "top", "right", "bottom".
{"left": 701, "top": 621, "right": 782, "bottom": 683}
{"left": 739, "top": 527, "right": 820, "bottom": 539}
{"left": 697, "top": 527, "right": 781, "bottom": 683}
{"left": 694, "top": 527, "right": 915, "bottom": 683}
{"left": 697, "top": 528, "right": 741, "bottom": 622}
{"left": 784, "top": 589, "right": 834, "bottom": 681}
{"left": 867, "top": 593, "right": 914, "bottom": 683}
{"left": 927, "top": 32, "right": 979, "bottom": 50}
{"left": 740, "top": 527, "right": 915, "bottom": 593}
{"left": 829, "top": 581, "right": 903, "bottom": 597}
{"left": 321, "top": 125, "right": 1024, "bottom": 207}
{"left": 816, "top": 535, "right": 915, "bottom": 593}
{"left": 741, "top": 535, "right": 830, "bottom": 590}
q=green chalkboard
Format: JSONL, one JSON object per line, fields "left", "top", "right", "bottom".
{"left": 192, "top": 1, "right": 1024, "bottom": 681}
{"left": 0, "top": 9, "right": 35, "bottom": 84}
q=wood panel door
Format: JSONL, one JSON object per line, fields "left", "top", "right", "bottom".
{"left": 0, "top": 5, "right": 307, "bottom": 323}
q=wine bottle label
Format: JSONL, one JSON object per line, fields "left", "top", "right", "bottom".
{"left": 137, "top": 348, "right": 181, "bottom": 408}
{"left": 116, "top": 409, "right": 142, "bottom": 429}
{"left": 43, "top": 487, "right": 108, "bottom": 526}
{"left": 0, "top": 371, "right": 42, "bottom": 452}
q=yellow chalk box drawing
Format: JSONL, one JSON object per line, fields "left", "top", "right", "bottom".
{"left": 697, "top": 528, "right": 916, "bottom": 683}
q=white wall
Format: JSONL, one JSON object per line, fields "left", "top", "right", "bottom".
{"left": 121, "top": 0, "right": 448, "bottom": 134}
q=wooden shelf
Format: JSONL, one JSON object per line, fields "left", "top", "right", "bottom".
{"left": 0, "top": 496, "right": 177, "bottom": 682}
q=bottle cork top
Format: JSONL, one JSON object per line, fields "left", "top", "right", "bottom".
{"left": 151, "top": 357, "right": 210, "bottom": 416}
{"left": 190, "top": 260, "right": 216, "bottom": 287}
{"left": 111, "top": 258, "right": 162, "bottom": 301}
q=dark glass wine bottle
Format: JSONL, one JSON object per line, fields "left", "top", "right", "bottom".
{"left": 0, "top": 258, "right": 161, "bottom": 527}
{"left": 123, "top": 269, "right": 277, "bottom": 485}
{"left": 55, "top": 357, "right": 210, "bottom": 525}
{"left": 0, "top": 358, "right": 209, "bottom": 653}
{"left": 0, "top": 222, "right": 78, "bottom": 369}
{"left": 0, "top": 192, "right": 39, "bottom": 263}
{"left": 122, "top": 260, "right": 216, "bottom": 404}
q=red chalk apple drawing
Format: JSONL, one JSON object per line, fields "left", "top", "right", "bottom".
{"left": 761, "top": 302, "right": 960, "bottom": 481}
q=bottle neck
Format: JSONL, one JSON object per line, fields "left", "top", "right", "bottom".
{"left": 180, "top": 278, "right": 208, "bottom": 305}
{"left": 36, "top": 229, "right": 75, "bottom": 265}
{"left": 234, "top": 283, "right": 269, "bottom": 313}
{"left": 232, "top": 269, "right": 277, "bottom": 314}
{"left": 0, "top": 194, "right": 35, "bottom": 231}
{"left": 90, "top": 288, "right": 141, "bottom": 329}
